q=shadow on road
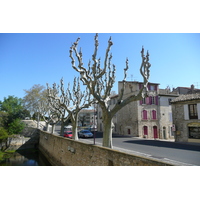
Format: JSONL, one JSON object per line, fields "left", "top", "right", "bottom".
{"left": 123, "top": 139, "right": 200, "bottom": 152}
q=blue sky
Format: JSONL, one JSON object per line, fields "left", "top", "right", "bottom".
{"left": 0, "top": 33, "right": 200, "bottom": 101}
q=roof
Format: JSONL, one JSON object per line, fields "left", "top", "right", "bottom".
{"left": 118, "top": 81, "right": 160, "bottom": 85}
{"left": 171, "top": 93, "right": 200, "bottom": 103}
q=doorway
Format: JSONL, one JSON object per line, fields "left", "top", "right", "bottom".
{"left": 144, "top": 126, "right": 148, "bottom": 136}
{"left": 153, "top": 126, "right": 158, "bottom": 139}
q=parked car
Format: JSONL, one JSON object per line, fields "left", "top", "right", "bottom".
{"left": 64, "top": 131, "right": 73, "bottom": 138}
{"left": 79, "top": 130, "right": 93, "bottom": 138}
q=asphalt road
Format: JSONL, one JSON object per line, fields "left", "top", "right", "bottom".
{"left": 55, "top": 126, "right": 200, "bottom": 166}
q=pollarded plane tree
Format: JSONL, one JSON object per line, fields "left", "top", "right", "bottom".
{"left": 47, "top": 77, "right": 93, "bottom": 140}
{"left": 38, "top": 97, "right": 63, "bottom": 134}
{"left": 70, "top": 33, "right": 151, "bottom": 148}
{"left": 46, "top": 83, "right": 70, "bottom": 136}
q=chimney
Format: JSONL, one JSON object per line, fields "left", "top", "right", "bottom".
{"left": 191, "top": 84, "right": 195, "bottom": 93}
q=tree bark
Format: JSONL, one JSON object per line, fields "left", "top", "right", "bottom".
{"left": 102, "top": 118, "right": 113, "bottom": 148}
{"left": 51, "top": 124, "right": 55, "bottom": 134}
{"left": 46, "top": 122, "right": 50, "bottom": 132}
{"left": 60, "top": 118, "right": 65, "bottom": 136}
{"left": 72, "top": 121, "right": 78, "bottom": 140}
{"left": 102, "top": 110, "right": 113, "bottom": 148}
{"left": 71, "top": 114, "right": 79, "bottom": 140}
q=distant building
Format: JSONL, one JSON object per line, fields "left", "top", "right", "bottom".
{"left": 171, "top": 93, "right": 200, "bottom": 143}
{"left": 78, "top": 109, "right": 97, "bottom": 128}
{"left": 172, "top": 84, "right": 200, "bottom": 94}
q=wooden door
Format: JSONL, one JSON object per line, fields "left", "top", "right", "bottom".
{"left": 153, "top": 126, "right": 158, "bottom": 138}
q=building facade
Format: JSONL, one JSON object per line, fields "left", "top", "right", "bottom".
{"left": 97, "top": 81, "right": 178, "bottom": 140}
{"left": 78, "top": 109, "right": 97, "bottom": 128}
{"left": 171, "top": 93, "right": 200, "bottom": 143}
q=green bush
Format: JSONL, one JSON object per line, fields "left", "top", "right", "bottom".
{"left": 0, "top": 127, "right": 8, "bottom": 140}
{"left": 8, "top": 118, "right": 25, "bottom": 135}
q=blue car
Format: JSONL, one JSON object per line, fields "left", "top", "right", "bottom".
{"left": 78, "top": 130, "right": 93, "bottom": 138}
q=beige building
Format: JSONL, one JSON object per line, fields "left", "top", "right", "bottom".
{"left": 171, "top": 93, "right": 200, "bottom": 143}
{"left": 78, "top": 109, "right": 97, "bottom": 128}
{"left": 97, "top": 81, "right": 178, "bottom": 139}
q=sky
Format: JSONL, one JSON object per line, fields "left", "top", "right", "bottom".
{"left": 0, "top": 33, "right": 200, "bottom": 101}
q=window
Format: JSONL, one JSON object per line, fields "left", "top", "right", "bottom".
{"left": 150, "top": 96, "right": 155, "bottom": 105}
{"left": 188, "top": 104, "right": 198, "bottom": 119}
{"left": 143, "top": 126, "right": 148, "bottom": 135}
{"left": 168, "top": 98, "right": 172, "bottom": 105}
{"left": 189, "top": 127, "right": 200, "bottom": 139}
{"left": 152, "top": 110, "right": 157, "bottom": 120}
{"left": 150, "top": 85, "right": 155, "bottom": 91}
{"left": 142, "top": 110, "right": 148, "bottom": 120}
{"left": 142, "top": 98, "right": 146, "bottom": 104}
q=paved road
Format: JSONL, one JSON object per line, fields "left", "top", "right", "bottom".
{"left": 54, "top": 127, "right": 200, "bottom": 166}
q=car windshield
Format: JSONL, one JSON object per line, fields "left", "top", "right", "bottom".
{"left": 82, "top": 130, "right": 90, "bottom": 133}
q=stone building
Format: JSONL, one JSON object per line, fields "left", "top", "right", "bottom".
{"left": 97, "top": 81, "right": 178, "bottom": 139}
{"left": 116, "top": 81, "right": 178, "bottom": 139}
{"left": 171, "top": 93, "right": 200, "bottom": 143}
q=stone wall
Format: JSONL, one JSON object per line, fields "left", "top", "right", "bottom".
{"left": 39, "top": 130, "right": 172, "bottom": 166}
{"left": 0, "top": 128, "right": 40, "bottom": 151}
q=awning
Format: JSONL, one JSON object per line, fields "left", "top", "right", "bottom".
{"left": 188, "top": 122, "right": 200, "bottom": 127}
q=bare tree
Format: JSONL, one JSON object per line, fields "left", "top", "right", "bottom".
{"left": 69, "top": 33, "right": 151, "bottom": 148}
{"left": 38, "top": 98, "right": 66, "bottom": 134}
{"left": 47, "top": 77, "right": 93, "bottom": 140}
{"left": 46, "top": 83, "right": 70, "bottom": 136}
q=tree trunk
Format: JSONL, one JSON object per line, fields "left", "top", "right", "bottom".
{"left": 72, "top": 122, "right": 78, "bottom": 140}
{"left": 60, "top": 119, "right": 65, "bottom": 136}
{"left": 46, "top": 122, "right": 50, "bottom": 132}
{"left": 72, "top": 114, "right": 79, "bottom": 140}
{"left": 102, "top": 117, "right": 113, "bottom": 149}
{"left": 37, "top": 113, "right": 40, "bottom": 129}
{"left": 51, "top": 124, "right": 55, "bottom": 134}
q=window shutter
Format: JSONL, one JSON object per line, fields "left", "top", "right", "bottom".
{"left": 184, "top": 104, "right": 189, "bottom": 120}
{"left": 149, "top": 96, "right": 152, "bottom": 105}
{"left": 152, "top": 110, "right": 157, "bottom": 119}
{"left": 143, "top": 110, "right": 148, "bottom": 120}
{"left": 155, "top": 96, "right": 159, "bottom": 105}
{"left": 197, "top": 103, "right": 200, "bottom": 119}
{"left": 146, "top": 97, "right": 149, "bottom": 105}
